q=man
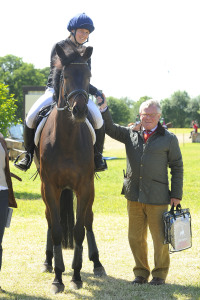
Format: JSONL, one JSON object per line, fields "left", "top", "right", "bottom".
{"left": 97, "top": 97, "right": 183, "bottom": 285}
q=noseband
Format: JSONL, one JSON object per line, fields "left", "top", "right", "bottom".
{"left": 56, "top": 62, "right": 89, "bottom": 112}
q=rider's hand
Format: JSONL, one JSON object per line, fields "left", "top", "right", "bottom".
{"left": 97, "top": 93, "right": 107, "bottom": 112}
{"left": 95, "top": 90, "right": 104, "bottom": 106}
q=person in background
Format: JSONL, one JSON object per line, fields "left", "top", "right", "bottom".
{"left": 15, "top": 13, "right": 107, "bottom": 173}
{"left": 0, "top": 133, "right": 19, "bottom": 293}
{"left": 160, "top": 117, "right": 167, "bottom": 129}
{"left": 193, "top": 121, "right": 198, "bottom": 133}
{"left": 97, "top": 97, "right": 183, "bottom": 285}
{"left": 189, "top": 120, "right": 199, "bottom": 138}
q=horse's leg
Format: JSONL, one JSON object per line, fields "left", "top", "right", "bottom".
{"left": 70, "top": 188, "right": 91, "bottom": 290}
{"left": 85, "top": 184, "right": 106, "bottom": 277}
{"left": 42, "top": 206, "right": 53, "bottom": 273}
{"left": 42, "top": 227, "right": 53, "bottom": 273}
{"left": 60, "top": 189, "right": 74, "bottom": 249}
{"left": 42, "top": 183, "right": 65, "bottom": 294}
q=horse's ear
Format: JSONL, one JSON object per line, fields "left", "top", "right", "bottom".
{"left": 55, "top": 44, "right": 66, "bottom": 62}
{"left": 83, "top": 46, "right": 93, "bottom": 61}
{"left": 56, "top": 43, "right": 79, "bottom": 66}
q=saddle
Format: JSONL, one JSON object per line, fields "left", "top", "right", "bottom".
{"left": 34, "top": 103, "right": 96, "bottom": 147}
{"left": 34, "top": 102, "right": 56, "bottom": 147}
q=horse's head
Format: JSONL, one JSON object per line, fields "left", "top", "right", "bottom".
{"left": 54, "top": 44, "right": 93, "bottom": 122}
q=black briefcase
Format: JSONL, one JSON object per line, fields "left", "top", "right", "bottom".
{"left": 163, "top": 204, "right": 192, "bottom": 253}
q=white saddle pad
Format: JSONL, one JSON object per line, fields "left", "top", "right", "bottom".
{"left": 34, "top": 117, "right": 96, "bottom": 147}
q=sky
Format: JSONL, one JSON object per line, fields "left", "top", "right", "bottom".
{"left": 1, "top": 0, "right": 200, "bottom": 102}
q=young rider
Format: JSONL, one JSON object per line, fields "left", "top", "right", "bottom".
{"left": 16, "top": 13, "right": 107, "bottom": 172}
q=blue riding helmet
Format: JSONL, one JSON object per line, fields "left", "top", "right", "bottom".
{"left": 67, "top": 13, "right": 95, "bottom": 33}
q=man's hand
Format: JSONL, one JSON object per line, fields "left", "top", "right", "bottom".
{"left": 170, "top": 198, "right": 181, "bottom": 207}
{"left": 131, "top": 121, "right": 142, "bottom": 131}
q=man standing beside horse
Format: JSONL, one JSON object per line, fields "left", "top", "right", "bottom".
{"left": 97, "top": 97, "right": 183, "bottom": 285}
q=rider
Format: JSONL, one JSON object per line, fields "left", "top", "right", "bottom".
{"left": 15, "top": 13, "right": 107, "bottom": 173}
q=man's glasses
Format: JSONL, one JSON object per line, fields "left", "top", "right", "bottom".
{"left": 140, "top": 113, "right": 158, "bottom": 118}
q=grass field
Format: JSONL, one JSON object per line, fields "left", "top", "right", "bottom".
{"left": 0, "top": 137, "right": 200, "bottom": 300}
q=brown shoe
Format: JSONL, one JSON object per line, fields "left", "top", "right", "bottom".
{"left": 149, "top": 277, "right": 165, "bottom": 285}
{"left": 131, "top": 276, "right": 148, "bottom": 284}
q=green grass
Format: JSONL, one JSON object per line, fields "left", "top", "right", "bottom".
{"left": 11, "top": 142, "right": 200, "bottom": 216}
{"left": 1, "top": 141, "right": 200, "bottom": 299}
{"left": 168, "top": 128, "right": 192, "bottom": 134}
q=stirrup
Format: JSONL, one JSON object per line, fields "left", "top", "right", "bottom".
{"left": 14, "top": 152, "right": 32, "bottom": 171}
{"left": 94, "top": 158, "right": 107, "bottom": 172}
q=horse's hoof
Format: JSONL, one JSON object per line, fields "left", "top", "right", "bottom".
{"left": 41, "top": 263, "right": 53, "bottom": 273}
{"left": 50, "top": 282, "right": 65, "bottom": 294}
{"left": 70, "top": 280, "right": 83, "bottom": 290}
{"left": 94, "top": 266, "right": 107, "bottom": 277}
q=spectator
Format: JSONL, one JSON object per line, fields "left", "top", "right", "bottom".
{"left": 97, "top": 97, "right": 183, "bottom": 285}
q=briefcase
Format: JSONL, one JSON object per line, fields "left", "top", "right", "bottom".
{"left": 163, "top": 204, "right": 192, "bottom": 253}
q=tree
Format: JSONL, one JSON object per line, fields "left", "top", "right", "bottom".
{"left": 107, "top": 97, "right": 131, "bottom": 125}
{"left": 0, "top": 83, "right": 19, "bottom": 136}
{"left": 0, "top": 55, "right": 49, "bottom": 120}
{"left": 161, "top": 91, "right": 190, "bottom": 127}
{"left": 185, "top": 96, "right": 200, "bottom": 126}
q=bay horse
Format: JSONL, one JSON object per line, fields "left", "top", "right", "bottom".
{"left": 37, "top": 44, "right": 106, "bottom": 293}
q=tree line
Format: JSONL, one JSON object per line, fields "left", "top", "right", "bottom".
{"left": 0, "top": 55, "right": 200, "bottom": 136}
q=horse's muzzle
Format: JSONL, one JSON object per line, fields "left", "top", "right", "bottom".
{"left": 72, "top": 105, "right": 88, "bottom": 122}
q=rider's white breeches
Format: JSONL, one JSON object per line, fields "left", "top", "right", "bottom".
{"left": 26, "top": 87, "right": 103, "bottom": 130}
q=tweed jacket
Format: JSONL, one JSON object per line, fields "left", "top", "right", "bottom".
{"left": 0, "top": 136, "right": 17, "bottom": 208}
{"left": 102, "top": 108, "right": 183, "bottom": 205}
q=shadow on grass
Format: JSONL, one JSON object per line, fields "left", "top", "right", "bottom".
{"left": 14, "top": 192, "right": 41, "bottom": 200}
{"left": 1, "top": 272, "right": 199, "bottom": 300}
{"left": 0, "top": 291, "right": 52, "bottom": 300}
{"left": 62, "top": 271, "right": 200, "bottom": 300}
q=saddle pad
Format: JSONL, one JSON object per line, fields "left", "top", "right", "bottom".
{"left": 85, "top": 119, "right": 96, "bottom": 145}
{"left": 34, "top": 117, "right": 48, "bottom": 147}
{"left": 34, "top": 117, "right": 96, "bottom": 147}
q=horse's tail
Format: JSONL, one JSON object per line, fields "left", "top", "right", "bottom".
{"left": 60, "top": 189, "right": 74, "bottom": 249}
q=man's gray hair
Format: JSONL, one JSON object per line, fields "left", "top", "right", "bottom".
{"left": 139, "top": 99, "right": 162, "bottom": 114}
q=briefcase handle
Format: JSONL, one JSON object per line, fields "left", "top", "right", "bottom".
{"left": 169, "top": 203, "right": 182, "bottom": 220}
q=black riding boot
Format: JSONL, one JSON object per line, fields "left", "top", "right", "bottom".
{"left": 15, "top": 122, "right": 35, "bottom": 171}
{"left": 94, "top": 124, "right": 107, "bottom": 172}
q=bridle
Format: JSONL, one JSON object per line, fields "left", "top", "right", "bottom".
{"left": 56, "top": 62, "right": 89, "bottom": 112}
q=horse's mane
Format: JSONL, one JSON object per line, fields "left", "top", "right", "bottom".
{"left": 52, "top": 45, "right": 86, "bottom": 102}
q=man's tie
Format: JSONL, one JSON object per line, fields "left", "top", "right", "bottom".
{"left": 143, "top": 130, "right": 152, "bottom": 143}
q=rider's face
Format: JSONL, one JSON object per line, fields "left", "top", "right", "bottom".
{"left": 74, "top": 28, "right": 90, "bottom": 44}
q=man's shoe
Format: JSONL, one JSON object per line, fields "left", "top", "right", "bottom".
{"left": 149, "top": 277, "right": 165, "bottom": 285}
{"left": 131, "top": 276, "right": 148, "bottom": 284}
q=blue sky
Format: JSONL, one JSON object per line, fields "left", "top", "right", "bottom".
{"left": 1, "top": 0, "right": 200, "bottom": 101}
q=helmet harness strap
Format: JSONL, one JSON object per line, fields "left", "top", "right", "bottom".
{"left": 72, "top": 29, "right": 89, "bottom": 45}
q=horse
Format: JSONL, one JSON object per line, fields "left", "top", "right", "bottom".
{"left": 36, "top": 43, "right": 106, "bottom": 294}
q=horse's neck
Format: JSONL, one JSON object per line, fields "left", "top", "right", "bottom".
{"left": 55, "top": 111, "right": 80, "bottom": 137}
